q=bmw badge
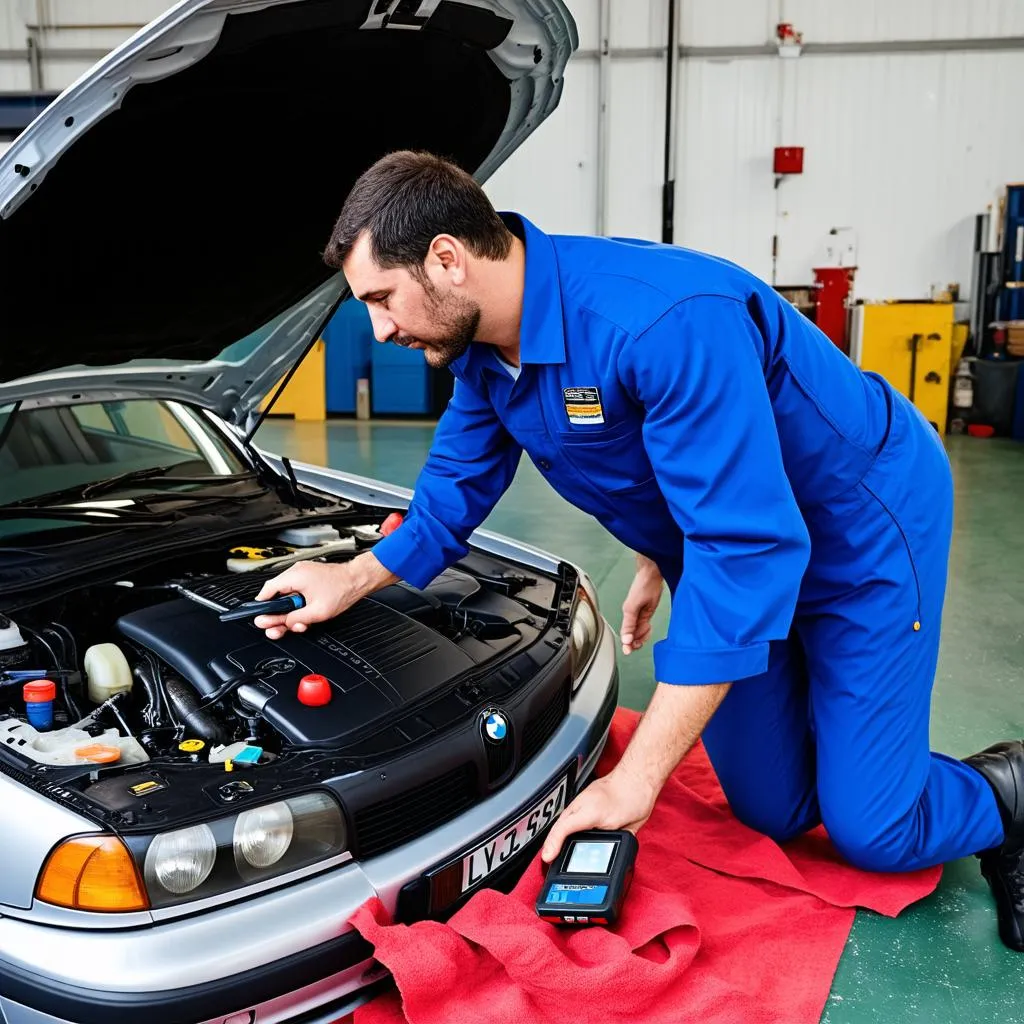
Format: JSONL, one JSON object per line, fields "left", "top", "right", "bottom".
{"left": 481, "top": 709, "right": 509, "bottom": 744}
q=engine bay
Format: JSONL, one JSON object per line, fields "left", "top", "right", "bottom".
{"left": 0, "top": 514, "right": 569, "bottom": 827}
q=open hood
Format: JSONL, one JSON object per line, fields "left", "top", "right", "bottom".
{"left": 0, "top": 0, "right": 576, "bottom": 426}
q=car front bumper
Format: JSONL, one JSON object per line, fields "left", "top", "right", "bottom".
{"left": 0, "top": 623, "right": 619, "bottom": 1024}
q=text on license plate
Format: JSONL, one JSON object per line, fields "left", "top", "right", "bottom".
{"left": 460, "top": 776, "right": 568, "bottom": 893}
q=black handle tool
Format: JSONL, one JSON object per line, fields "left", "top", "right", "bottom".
{"left": 218, "top": 594, "right": 306, "bottom": 622}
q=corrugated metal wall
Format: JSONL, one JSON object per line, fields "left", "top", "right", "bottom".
{"left": 489, "top": 0, "right": 1024, "bottom": 300}
{"left": 681, "top": 0, "right": 1024, "bottom": 45}
{"left": 677, "top": 48, "right": 1024, "bottom": 298}
{"left": 3, "top": 0, "right": 1024, "bottom": 299}
{"left": 0, "top": 1, "right": 168, "bottom": 90}
{"left": 486, "top": 0, "right": 670, "bottom": 239}
{"left": 771, "top": 0, "right": 1024, "bottom": 43}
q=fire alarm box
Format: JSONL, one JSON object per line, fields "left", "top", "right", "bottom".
{"left": 774, "top": 146, "right": 804, "bottom": 175}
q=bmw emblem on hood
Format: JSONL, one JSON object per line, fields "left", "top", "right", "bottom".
{"left": 481, "top": 709, "right": 509, "bottom": 744}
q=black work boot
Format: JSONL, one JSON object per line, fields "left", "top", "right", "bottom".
{"left": 963, "top": 740, "right": 1024, "bottom": 951}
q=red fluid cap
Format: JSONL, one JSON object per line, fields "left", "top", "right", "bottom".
{"left": 297, "top": 673, "right": 332, "bottom": 707}
{"left": 380, "top": 513, "right": 404, "bottom": 537}
{"left": 23, "top": 680, "right": 56, "bottom": 703}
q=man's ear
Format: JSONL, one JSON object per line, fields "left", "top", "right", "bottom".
{"left": 427, "top": 234, "right": 468, "bottom": 285}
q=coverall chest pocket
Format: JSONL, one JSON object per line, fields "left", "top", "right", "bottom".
{"left": 557, "top": 424, "right": 656, "bottom": 495}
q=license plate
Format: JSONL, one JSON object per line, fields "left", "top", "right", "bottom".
{"left": 460, "top": 776, "right": 568, "bottom": 893}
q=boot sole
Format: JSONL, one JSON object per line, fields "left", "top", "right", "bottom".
{"left": 980, "top": 856, "right": 1024, "bottom": 952}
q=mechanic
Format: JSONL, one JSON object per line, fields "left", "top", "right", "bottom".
{"left": 254, "top": 150, "right": 1024, "bottom": 952}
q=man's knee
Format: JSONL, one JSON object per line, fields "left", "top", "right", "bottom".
{"left": 824, "top": 811, "right": 916, "bottom": 872}
{"left": 730, "top": 800, "right": 816, "bottom": 846}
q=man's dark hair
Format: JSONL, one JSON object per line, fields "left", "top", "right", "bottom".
{"left": 324, "top": 151, "right": 513, "bottom": 274}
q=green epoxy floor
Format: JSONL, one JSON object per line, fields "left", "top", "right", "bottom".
{"left": 258, "top": 417, "right": 1024, "bottom": 1022}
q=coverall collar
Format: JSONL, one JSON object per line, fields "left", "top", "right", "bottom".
{"left": 500, "top": 212, "right": 567, "bottom": 366}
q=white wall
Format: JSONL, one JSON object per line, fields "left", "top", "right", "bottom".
{"left": 484, "top": 58, "right": 602, "bottom": 236}
{"left": 676, "top": 46, "right": 1024, "bottom": 300}
{"left": 680, "top": 0, "right": 1024, "bottom": 45}
{"left": 0, "top": 0, "right": 168, "bottom": 90}
{"left": 485, "top": 0, "right": 670, "bottom": 239}
{"left": 3, "top": 0, "right": 1024, "bottom": 301}
{"left": 488, "top": 0, "right": 1024, "bottom": 301}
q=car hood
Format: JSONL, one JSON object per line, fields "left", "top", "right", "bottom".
{"left": 0, "top": 0, "right": 576, "bottom": 427}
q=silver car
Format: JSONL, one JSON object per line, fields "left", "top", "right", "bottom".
{"left": 0, "top": 3, "right": 617, "bottom": 1022}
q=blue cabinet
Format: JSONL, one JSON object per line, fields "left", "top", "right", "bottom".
{"left": 323, "top": 299, "right": 436, "bottom": 416}
{"left": 323, "top": 300, "right": 374, "bottom": 414}
{"left": 370, "top": 334, "right": 432, "bottom": 415}
{"left": 1000, "top": 184, "right": 1024, "bottom": 322}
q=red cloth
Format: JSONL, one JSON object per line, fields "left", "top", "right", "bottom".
{"left": 347, "top": 708, "right": 940, "bottom": 1024}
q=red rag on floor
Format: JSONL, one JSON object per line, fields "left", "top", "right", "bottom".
{"left": 348, "top": 708, "right": 941, "bottom": 1024}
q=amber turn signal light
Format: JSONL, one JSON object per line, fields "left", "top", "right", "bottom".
{"left": 36, "top": 835, "right": 149, "bottom": 912}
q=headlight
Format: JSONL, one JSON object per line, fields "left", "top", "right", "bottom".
{"left": 233, "top": 792, "right": 344, "bottom": 883}
{"left": 37, "top": 793, "right": 348, "bottom": 913}
{"left": 235, "top": 801, "right": 294, "bottom": 869}
{"left": 569, "top": 583, "right": 602, "bottom": 690}
{"left": 145, "top": 824, "right": 217, "bottom": 895}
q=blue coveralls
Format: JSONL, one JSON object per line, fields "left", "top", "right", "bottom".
{"left": 372, "top": 213, "right": 1005, "bottom": 872}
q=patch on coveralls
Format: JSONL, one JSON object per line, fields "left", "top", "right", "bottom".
{"left": 563, "top": 387, "right": 605, "bottom": 425}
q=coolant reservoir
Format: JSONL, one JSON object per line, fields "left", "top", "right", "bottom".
{"left": 276, "top": 524, "right": 341, "bottom": 546}
{"left": 0, "top": 615, "right": 30, "bottom": 670}
{"left": 84, "top": 643, "right": 133, "bottom": 704}
{"left": 0, "top": 719, "right": 148, "bottom": 766}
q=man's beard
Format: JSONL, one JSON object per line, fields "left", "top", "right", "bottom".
{"left": 394, "top": 283, "right": 481, "bottom": 370}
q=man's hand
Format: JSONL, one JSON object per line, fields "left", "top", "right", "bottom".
{"left": 253, "top": 553, "right": 397, "bottom": 640}
{"left": 541, "top": 679, "right": 731, "bottom": 865}
{"left": 620, "top": 555, "right": 664, "bottom": 656}
{"left": 541, "top": 767, "right": 659, "bottom": 864}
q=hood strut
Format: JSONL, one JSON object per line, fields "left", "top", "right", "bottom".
{"left": 243, "top": 290, "right": 347, "bottom": 445}
{"left": 242, "top": 342, "right": 307, "bottom": 445}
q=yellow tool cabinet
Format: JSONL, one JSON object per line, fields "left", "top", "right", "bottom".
{"left": 258, "top": 339, "right": 326, "bottom": 421}
{"left": 849, "top": 302, "right": 954, "bottom": 433}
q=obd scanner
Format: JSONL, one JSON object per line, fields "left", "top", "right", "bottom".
{"left": 536, "top": 829, "right": 638, "bottom": 926}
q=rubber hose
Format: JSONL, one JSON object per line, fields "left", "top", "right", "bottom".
{"left": 132, "top": 661, "right": 165, "bottom": 729}
{"left": 164, "top": 677, "right": 226, "bottom": 746}
{"left": 61, "top": 673, "right": 84, "bottom": 723}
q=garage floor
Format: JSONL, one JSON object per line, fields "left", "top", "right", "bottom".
{"left": 257, "top": 417, "right": 1024, "bottom": 1023}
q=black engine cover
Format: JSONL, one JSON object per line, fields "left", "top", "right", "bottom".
{"left": 116, "top": 587, "right": 477, "bottom": 747}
